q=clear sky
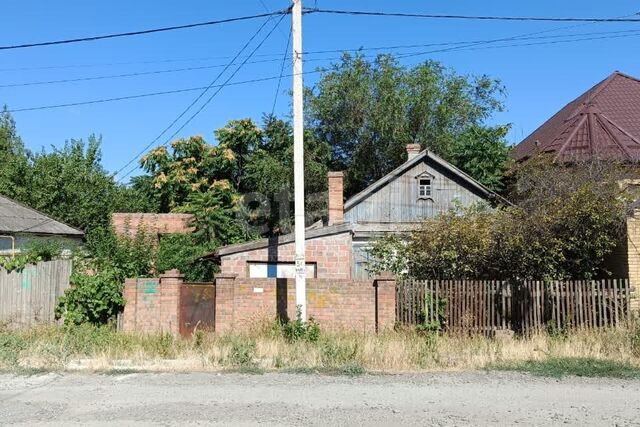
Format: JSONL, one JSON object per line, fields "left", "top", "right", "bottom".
{"left": 1, "top": 1, "right": 639, "bottom": 182}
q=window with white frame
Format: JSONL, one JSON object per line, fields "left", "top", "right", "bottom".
{"left": 418, "top": 176, "right": 432, "bottom": 198}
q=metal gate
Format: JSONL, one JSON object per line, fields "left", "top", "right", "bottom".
{"left": 179, "top": 282, "right": 216, "bottom": 337}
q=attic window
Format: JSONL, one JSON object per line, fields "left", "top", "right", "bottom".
{"left": 418, "top": 177, "right": 432, "bottom": 198}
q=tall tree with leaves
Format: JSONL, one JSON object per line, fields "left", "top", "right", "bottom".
{"left": 449, "top": 125, "right": 512, "bottom": 191}
{"left": 23, "top": 136, "right": 132, "bottom": 231}
{"left": 0, "top": 108, "right": 30, "bottom": 200}
{"left": 307, "top": 54, "right": 506, "bottom": 196}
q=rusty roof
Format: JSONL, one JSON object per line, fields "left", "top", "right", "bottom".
{"left": 512, "top": 71, "right": 640, "bottom": 163}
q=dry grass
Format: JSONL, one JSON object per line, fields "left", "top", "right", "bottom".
{"left": 2, "top": 322, "right": 640, "bottom": 375}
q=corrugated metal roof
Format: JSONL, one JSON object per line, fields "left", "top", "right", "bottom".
{"left": 513, "top": 71, "right": 640, "bottom": 163}
{"left": 0, "top": 195, "right": 84, "bottom": 236}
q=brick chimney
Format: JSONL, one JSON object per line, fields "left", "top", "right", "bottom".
{"left": 327, "top": 171, "right": 344, "bottom": 226}
{"left": 406, "top": 143, "right": 421, "bottom": 161}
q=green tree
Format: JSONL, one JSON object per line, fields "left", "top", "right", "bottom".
{"left": 23, "top": 136, "right": 129, "bottom": 231}
{"left": 243, "top": 116, "right": 331, "bottom": 233}
{"left": 140, "top": 135, "right": 249, "bottom": 245}
{"left": 0, "top": 108, "right": 30, "bottom": 200}
{"left": 307, "top": 54, "right": 505, "bottom": 195}
{"left": 449, "top": 125, "right": 512, "bottom": 191}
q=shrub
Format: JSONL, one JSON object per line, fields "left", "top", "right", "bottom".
{"left": 156, "top": 234, "right": 217, "bottom": 282}
{"left": 227, "top": 337, "right": 257, "bottom": 367}
{"left": 281, "top": 307, "right": 321, "bottom": 343}
{"left": 57, "top": 226, "right": 155, "bottom": 325}
{"left": 0, "top": 238, "right": 66, "bottom": 272}
{"left": 0, "top": 331, "right": 26, "bottom": 367}
{"left": 56, "top": 269, "right": 125, "bottom": 325}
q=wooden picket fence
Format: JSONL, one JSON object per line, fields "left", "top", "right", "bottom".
{"left": 396, "top": 279, "right": 633, "bottom": 335}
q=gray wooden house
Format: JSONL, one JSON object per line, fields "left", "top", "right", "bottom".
{"left": 344, "top": 144, "right": 504, "bottom": 277}
{"left": 213, "top": 144, "right": 504, "bottom": 279}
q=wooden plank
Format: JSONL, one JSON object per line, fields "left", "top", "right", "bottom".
{"left": 625, "top": 278, "right": 631, "bottom": 321}
{"left": 613, "top": 279, "right": 620, "bottom": 327}
{"left": 577, "top": 280, "right": 583, "bottom": 329}
{"left": 602, "top": 279, "right": 609, "bottom": 327}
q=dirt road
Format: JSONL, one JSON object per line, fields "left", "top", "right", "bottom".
{"left": 0, "top": 371, "right": 638, "bottom": 426}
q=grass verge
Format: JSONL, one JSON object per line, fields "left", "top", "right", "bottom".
{"left": 1, "top": 322, "right": 640, "bottom": 375}
{"left": 491, "top": 357, "right": 640, "bottom": 379}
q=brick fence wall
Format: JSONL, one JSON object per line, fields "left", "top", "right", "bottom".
{"left": 121, "top": 270, "right": 396, "bottom": 335}
{"left": 214, "top": 274, "right": 395, "bottom": 333}
{"left": 626, "top": 211, "right": 640, "bottom": 312}
{"left": 112, "top": 213, "right": 195, "bottom": 238}
{"left": 122, "top": 270, "right": 183, "bottom": 335}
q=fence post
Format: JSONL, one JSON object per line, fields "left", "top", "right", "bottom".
{"left": 159, "top": 269, "right": 184, "bottom": 336}
{"left": 374, "top": 273, "right": 396, "bottom": 333}
{"left": 214, "top": 273, "right": 237, "bottom": 333}
{"left": 122, "top": 277, "right": 138, "bottom": 333}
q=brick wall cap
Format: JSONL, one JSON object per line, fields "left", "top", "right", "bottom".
{"left": 215, "top": 273, "right": 238, "bottom": 279}
{"left": 374, "top": 272, "right": 396, "bottom": 281}
{"left": 160, "top": 269, "right": 184, "bottom": 279}
{"left": 327, "top": 171, "right": 344, "bottom": 178}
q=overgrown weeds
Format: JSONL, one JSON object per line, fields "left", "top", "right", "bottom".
{"left": 2, "top": 321, "right": 640, "bottom": 376}
{"left": 492, "top": 357, "right": 640, "bottom": 379}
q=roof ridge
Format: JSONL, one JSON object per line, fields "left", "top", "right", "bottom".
{"left": 612, "top": 70, "right": 640, "bottom": 84}
{"left": 582, "top": 72, "right": 621, "bottom": 106}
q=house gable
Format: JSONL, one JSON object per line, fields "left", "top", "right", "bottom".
{"left": 343, "top": 151, "right": 497, "bottom": 230}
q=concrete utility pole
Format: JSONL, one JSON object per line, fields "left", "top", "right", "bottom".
{"left": 292, "top": 0, "right": 307, "bottom": 321}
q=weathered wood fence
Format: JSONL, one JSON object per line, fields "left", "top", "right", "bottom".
{"left": 0, "top": 260, "right": 72, "bottom": 328}
{"left": 396, "top": 279, "right": 632, "bottom": 335}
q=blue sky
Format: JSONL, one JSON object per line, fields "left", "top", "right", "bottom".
{"left": 1, "top": 1, "right": 639, "bottom": 182}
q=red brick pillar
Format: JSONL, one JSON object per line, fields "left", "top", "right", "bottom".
{"left": 122, "top": 277, "right": 138, "bottom": 333}
{"left": 374, "top": 273, "right": 396, "bottom": 332}
{"left": 215, "top": 273, "right": 237, "bottom": 333}
{"left": 159, "top": 269, "right": 184, "bottom": 335}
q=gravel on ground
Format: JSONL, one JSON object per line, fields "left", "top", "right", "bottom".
{"left": 1, "top": 371, "right": 639, "bottom": 426}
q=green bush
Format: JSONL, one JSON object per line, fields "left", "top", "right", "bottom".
{"left": 56, "top": 270, "right": 125, "bottom": 325}
{"left": 0, "top": 331, "right": 26, "bottom": 367}
{"left": 156, "top": 234, "right": 217, "bottom": 282}
{"left": 227, "top": 337, "right": 257, "bottom": 367}
{"left": 281, "top": 308, "right": 321, "bottom": 343}
{"left": 0, "top": 239, "right": 66, "bottom": 272}
{"left": 57, "top": 226, "right": 155, "bottom": 325}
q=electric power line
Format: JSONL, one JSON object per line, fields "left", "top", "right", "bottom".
{"left": 114, "top": 12, "right": 288, "bottom": 182}
{"left": 0, "top": 57, "right": 287, "bottom": 88}
{"left": 304, "top": 8, "right": 640, "bottom": 23}
{"left": 271, "top": 24, "right": 292, "bottom": 116}
{"left": 17, "top": 13, "right": 287, "bottom": 233}
{"left": 114, "top": 13, "right": 286, "bottom": 182}
{"left": 4, "top": 26, "right": 640, "bottom": 89}
{"left": 0, "top": 10, "right": 289, "bottom": 51}
{"left": 8, "top": 28, "right": 640, "bottom": 112}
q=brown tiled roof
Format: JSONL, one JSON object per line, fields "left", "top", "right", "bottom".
{"left": 512, "top": 72, "right": 640, "bottom": 163}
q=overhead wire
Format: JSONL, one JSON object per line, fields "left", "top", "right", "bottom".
{"left": 0, "top": 10, "right": 288, "bottom": 51}
{"left": 17, "top": 11, "right": 288, "bottom": 233}
{"left": 271, "top": 23, "right": 292, "bottom": 116}
{"left": 7, "top": 28, "right": 640, "bottom": 112}
{"left": 114, "top": 12, "right": 287, "bottom": 182}
{"left": 304, "top": 8, "right": 640, "bottom": 23}
{"left": 114, "top": 12, "right": 289, "bottom": 182}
